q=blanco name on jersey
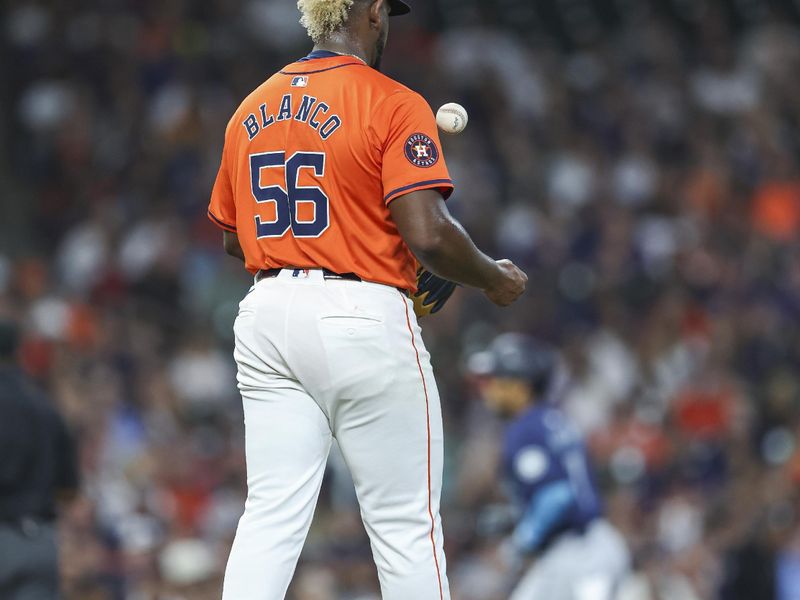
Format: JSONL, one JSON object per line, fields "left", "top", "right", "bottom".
{"left": 242, "top": 94, "right": 343, "bottom": 142}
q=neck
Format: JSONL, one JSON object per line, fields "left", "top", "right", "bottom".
{"left": 315, "top": 33, "right": 370, "bottom": 65}
{"left": 511, "top": 403, "right": 533, "bottom": 417}
{"left": 511, "top": 394, "right": 539, "bottom": 416}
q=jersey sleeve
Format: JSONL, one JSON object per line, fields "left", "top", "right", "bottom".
{"left": 513, "top": 481, "right": 574, "bottom": 554}
{"left": 373, "top": 91, "right": 454, "bottom": 206}
{"left": 207, "top": 127, "right": 237, "bottom": 233}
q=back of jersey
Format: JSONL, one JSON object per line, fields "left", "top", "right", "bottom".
{"left": 208, "top": 51, "right": 454, "bottom": 292}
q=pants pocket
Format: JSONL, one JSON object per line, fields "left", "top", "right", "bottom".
{"left": 319, "top": 314, "right": 383, "bottom": 327}
{"left": 317, "top": 315, "right": 395, "bottom": 398}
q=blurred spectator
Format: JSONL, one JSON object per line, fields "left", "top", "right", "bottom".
{"left": 0, "top": 319, "right": 79, "bottom": 599}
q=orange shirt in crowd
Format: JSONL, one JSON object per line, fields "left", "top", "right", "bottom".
{"left": 751, "top": 180, "right": 800, "bottom": 242}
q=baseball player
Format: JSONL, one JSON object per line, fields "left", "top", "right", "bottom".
{"left": 207, "top": 1, "right": 527, "bottom": 599}
{"left": 469, "top": 334, "right": 630, "bottom": 600}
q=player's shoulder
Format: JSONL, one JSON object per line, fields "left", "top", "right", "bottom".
{"left": 357, "top": 68, "right": 427, "bottom": 110}
{"left": 517, "top": 406, "right": 553, "bottom": 430}
{"left": 360, "top": 67, "right": 411, "bottom": 92}
{"left": 506, "top": 408, "right": 548, "bottom": 447}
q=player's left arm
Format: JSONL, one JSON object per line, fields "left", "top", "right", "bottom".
{"left": 512, "top": 480, "right": 575, "bottom": 554}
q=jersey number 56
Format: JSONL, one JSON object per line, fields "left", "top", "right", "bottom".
{"left": 250, "top": 151, "right": 329, "bottom": 239}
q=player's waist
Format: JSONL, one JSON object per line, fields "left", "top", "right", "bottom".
{"left": 256, "top": 267, "right": 361, "bottom": 282}
{"left": 256, "top": 268, "right": 409, "bottom": 297}
{"left": 533, "top": 513, "right": 602, "bottom": 555}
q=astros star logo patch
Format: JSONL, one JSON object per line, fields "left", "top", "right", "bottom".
{"left": 404, "top": 133, "right": 439, "bottom": 168}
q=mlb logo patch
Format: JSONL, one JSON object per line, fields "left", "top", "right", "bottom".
{"left": 291, "top": 76, "right": 309, "bottom": 88}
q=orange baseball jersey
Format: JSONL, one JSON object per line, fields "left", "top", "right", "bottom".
{"left": 208, "top": 51, "right": 454, "bottom": 292}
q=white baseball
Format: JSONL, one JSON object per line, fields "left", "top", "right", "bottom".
{"left": 436, "top": 103, "right": 468, "bottom": 135}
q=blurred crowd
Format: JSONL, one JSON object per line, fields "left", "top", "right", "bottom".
{"left": 2, "top": 0, "right": 800, "bottom": 598}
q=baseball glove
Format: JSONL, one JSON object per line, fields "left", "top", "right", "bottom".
{"left": 412, "top": 268, "right": 458, "bottom": 318}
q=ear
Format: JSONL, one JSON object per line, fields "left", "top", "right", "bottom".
{"left": 368, "top": 0, "right": 387, "bottom": 31}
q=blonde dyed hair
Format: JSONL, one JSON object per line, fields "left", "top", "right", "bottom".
{"left": 298, "top": 0, "right": 356, "bottom": 43}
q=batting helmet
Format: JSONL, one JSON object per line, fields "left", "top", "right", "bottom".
{"left": 468, "top": 333, "right": 558, "bottom": 396}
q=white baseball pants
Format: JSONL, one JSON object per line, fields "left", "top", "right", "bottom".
{"left": 222, "top": 269, "right": 450, "bottom": 600}
{"left": 509, "top": 519, "right": 629, "bottom": 600}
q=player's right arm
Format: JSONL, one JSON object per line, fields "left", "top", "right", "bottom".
{"left": 390, "top": 192, "right": 527, "bottom": 306}
{"left": 376, "top": 89, "right": 526, "bottom": 306}
{"left": 209, "top": 116, "right": 246, "bottom": 263}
